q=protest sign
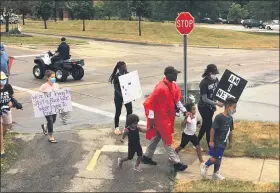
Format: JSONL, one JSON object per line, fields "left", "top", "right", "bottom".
{"left": 119, "top": 70, "right": 143, "bottom": 104}
{"left": 31, "top": 88, "right": 72, "bottom": 117}
{"left": 214, "top": 69, "right": 248, "bottom": 102}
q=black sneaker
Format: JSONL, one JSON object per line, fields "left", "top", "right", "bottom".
{"left": 174, "top": 162, "right": 188, "bottom": 171}
{"left": 142, "top": 155, "right": 157, "bottom": 165}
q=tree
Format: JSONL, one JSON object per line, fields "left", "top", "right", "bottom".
{"left": 0, "top": 0, "right": 17, "bottom": 32}
{"left": 246, "top": 1, "right": 279, "bottom": 20}
{"left": 35, "top": 0, "right": 54, "bottom": 29}
{"left": 15, "top": 0, "right": 35, "bottom": 25}
{"left": 131, "top": 0, "right": 151, "bottom": 36}
{"left": 227, "top": 3, "right": 249, "bottom": 23}
{"left": 69, "top": 1, "right": 94, "bottom": 31}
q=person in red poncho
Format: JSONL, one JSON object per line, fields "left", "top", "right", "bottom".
{"left": 142, "top": 66, "right": 189, "bottom": 172}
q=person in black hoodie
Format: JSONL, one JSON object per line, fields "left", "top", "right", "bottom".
{"left": 109, "top": 61, "right": 133, "bottom": 135}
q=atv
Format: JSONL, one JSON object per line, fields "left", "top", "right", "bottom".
{"left": 33, "top": 51, "right": 85, "bottom": 82}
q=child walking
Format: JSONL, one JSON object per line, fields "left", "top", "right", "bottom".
{"left": 175, "top": 103, "right": 204, "bottom": 163}
{"left": 118, "top": 114, "right": 148, "bottom": 172}
{"left": 201, "top": 97, "right": 236, "bottom": 180}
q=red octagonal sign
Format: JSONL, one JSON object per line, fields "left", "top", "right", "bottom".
{"left": 176, "top": 12, "right": 195, "bottom": 35}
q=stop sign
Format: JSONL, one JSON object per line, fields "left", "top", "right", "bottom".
{"left": 176, "top": 12, "right": 195, "bottom": 35}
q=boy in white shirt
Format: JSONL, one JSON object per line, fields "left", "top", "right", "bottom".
{"left": 175, "top": 103, "right": 204, "bottom": 163}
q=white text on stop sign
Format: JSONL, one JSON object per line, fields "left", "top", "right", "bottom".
{"left": 176, "top": 20, "right": 193, "bottom": 28}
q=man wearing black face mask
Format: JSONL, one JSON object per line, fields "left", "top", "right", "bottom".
{"left": 142, "top": 66, "right": 189, "bottom": 172}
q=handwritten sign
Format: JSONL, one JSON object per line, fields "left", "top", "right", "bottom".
{"left": 213, "top": 69, "right": 248, "bottom": 102}
{"left": 31, "top": 88, "right": 73, "bottom": 117}
{"left": 119, "top": 70, "right": 143, "bottom": 104}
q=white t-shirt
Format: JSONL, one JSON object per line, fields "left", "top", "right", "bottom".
{"left": 183, "top": 115, "right": 197, "bottom": 135}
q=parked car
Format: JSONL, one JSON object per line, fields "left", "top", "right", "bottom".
{"left": 216, "top": 17, "right": 228, "bottom": 24}
{"left": 265, "top": 21, "right": 279, "bottom": 30}
{"left": 200, "top": 17, "right": 215, "bottom": 24}
{"left": 9, "top": 14, "right": 19, "bottom": 24}
{"left": 0, "top": 15, "right": 5, "bottom": 24}
{"left": 242, "top": 19, "right": 265, "bottom": 29}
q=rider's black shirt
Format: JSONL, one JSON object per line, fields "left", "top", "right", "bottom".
{"left": 57, "top": 42, "right": 70, "bottom": 60}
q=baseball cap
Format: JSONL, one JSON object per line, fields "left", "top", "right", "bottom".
{"left": 206, "top": 64, "right": 219, "bottom": 74}
{"left": 164, "top": 66, "right": 181, "bottom": 75}
{"left": 61, "top": 37, "right": 66, "bottom": 41}
{"left": 0, "top": 71, "right": 7, "bottom": 80}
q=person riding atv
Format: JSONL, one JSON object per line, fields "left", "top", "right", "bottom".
{"left": 51, "top": 37, "right": 70, "bottom": 64}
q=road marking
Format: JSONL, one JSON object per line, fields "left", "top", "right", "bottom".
{"left": 13, "top": 54, "right": 41, "bottom": 58}
{"left": 86, "top": 149, "right": 102, "bottom": 171}
{"left": 12, "top": 85, "right": 147, "bottom": 126}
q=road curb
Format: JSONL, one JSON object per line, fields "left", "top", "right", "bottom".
{"left": 23, "top": 32, "right": 279, "bottom": 50}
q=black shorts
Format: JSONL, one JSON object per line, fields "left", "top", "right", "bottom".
{"left": 180, "top": 133, "right": 200, "bottom": 148}
{"left": 128, "top": 144, "right": 143, "bottom": 160}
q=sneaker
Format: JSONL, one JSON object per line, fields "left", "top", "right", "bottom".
{"left": 133, "top": 166, "right": 142, "bottom": 172}
{"left": 117, "top": 158, "right": 122, "bottom": 168}
{"left": 114, "top": 127, "right": 121, "bottom": 135}
{"left": 174, "top": 162, "right": 188, "bottom": 171}
{"left": 212, "top": 172, "right": 225, "bottom": 180}
{"left": 200, "top": 163, "right": 208, "bottom": 178}
{"left": 0, "top": 153, "right": 6, "bottom": 158}
{"left": 142, "top": 155, "right": 157, "bottom": 165}
{"left": 41, "top": 124, "right": 47, "bottom": 135}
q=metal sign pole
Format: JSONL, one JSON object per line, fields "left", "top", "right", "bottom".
{"left": 184, "top": 34, "right": 187, "bottom": 104}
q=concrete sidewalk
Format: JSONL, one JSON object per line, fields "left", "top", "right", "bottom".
{"left": 177, "top": 153, "right": 279, "bottom": 183}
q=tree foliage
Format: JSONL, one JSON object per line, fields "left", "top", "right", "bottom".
{"left": 246, "top": 1, "right": 279, "bottom": 20}
{"left": 227, "top": 3, "right": 249, "bottom": 23}
{"left": 35, "top": 0, "right": 54, "bottom": 29}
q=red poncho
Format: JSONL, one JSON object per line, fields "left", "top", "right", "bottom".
{"left": 144, "top": 78, "right": 181, "bottom": 145}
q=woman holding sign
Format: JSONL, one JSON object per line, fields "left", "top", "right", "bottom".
{"left": 109, "top": 61, "right": 133, "bottom": 135}
{"left": 40, "top": 70, "right": 59, "bottom": 143}
{"left": 198, "top": 64, "right": 223, "bottom": 150}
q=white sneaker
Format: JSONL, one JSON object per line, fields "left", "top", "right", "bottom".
{"left": 133, "top": 166, "right": 142, "bottom": 172}
{"left": 212, "top": 172, "right": 225, "bottom": 180}
{"left": 117, "top": 158, "right": 122, "bottom": 168}
{"left": 200, "top": 163, "right": 208, "bottom": 178}
{"left": 114, "top": 127, "right": 121, "bottom": 135}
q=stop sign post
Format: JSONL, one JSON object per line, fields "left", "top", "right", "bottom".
{"left": 175, "top": 12, "right": 195, "bottom": 104}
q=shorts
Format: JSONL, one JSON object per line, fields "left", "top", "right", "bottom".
{"left": 128, "top": 144, "right": 143, "bottom": 160}
{"left": 180, "top": 133, "right": 200, "bottom": 148}
{"left": 209, "top": 147, "right": 224, "bottom": 159}
{"left": 0, "top": 110, "right": 12, "bottom": 125}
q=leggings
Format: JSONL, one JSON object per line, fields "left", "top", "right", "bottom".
{"left": 114, "top": 95, "right": 132, "bottom": 128}
{"left": 45, "top": 114, "right": 57, "bottom": 135}
{"left": 198, "top": 106, "right": 214, "bottom": 149}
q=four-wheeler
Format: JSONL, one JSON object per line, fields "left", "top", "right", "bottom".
{"left": 33, "top": 51, "right": 85, "bottom": 82}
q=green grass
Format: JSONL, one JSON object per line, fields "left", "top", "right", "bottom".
{"left": 1, "top": 35, "right": 87, "bottom": 46}
{"left": 174, "top": 180, "right": 279, "bottom": 192}
{"left": 5, "top": 20, "right": 278, "bottom": 49}
{"left": 173, "top": 120, "right": 279, "bottom": 159}
{"left": 0, "top": 132, "right": 23, "bottom": 172}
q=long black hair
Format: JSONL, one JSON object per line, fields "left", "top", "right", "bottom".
{"left": 108, "top": 61, "right": 126, "bottom": 84}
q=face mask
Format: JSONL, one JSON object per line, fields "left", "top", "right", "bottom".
{"left": 210, "top": 74, "right": 217, "bottom": 80}
{"left": 50, "top": 77, "right": 56, "bottom": 84}
{"left": 0, "top": 80, "right": 7, "bottom": 85}
{"left": 228, "top": 107, "right": 235, "bottom": 116}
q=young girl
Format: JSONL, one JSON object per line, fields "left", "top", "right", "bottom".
{"left": 108, "top": 61, "right": 133, "bottom": 135}
{"left": 118, "top": 114, "right": 148, "bottom": 172}
{"left": 40, "top": 70, "right": 59, "bottom": 143}
{"left": 175, "top": 103, "right": 204, "bottom": 163}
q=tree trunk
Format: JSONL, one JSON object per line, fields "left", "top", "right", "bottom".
{"left": 22, "top": 14, "right": 25, "bottom": 25}
{"left": 54, "top": 1, "right": 57, "bottom": 22}
{"left": 44, "top": 20, "right": 47, "bottom": 29}
{"left": 5, "top": 16, "right": 9, "bottom": 32}
{"left": 138, "top": 15, "right": 141, "bottom": 36}
{"left": 83, "top": 19, "right": 85, "bottom": 31}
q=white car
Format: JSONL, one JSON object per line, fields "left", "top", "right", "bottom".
{"left": 266, "top": 22, "right": 279, "bottom": 30}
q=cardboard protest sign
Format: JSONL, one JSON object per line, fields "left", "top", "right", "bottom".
{"left": 31, "top": 88, "right": 72, "bottom": 117}
{"left": 213, "top": 69, "right": 248, "bottom": 102}
{"left": 118, "top": 70, "right": 143, "bottom": 104}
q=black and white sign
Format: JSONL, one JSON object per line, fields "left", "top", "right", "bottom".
{"left": 213, "top": 69, "right": 248, "bottom": 102}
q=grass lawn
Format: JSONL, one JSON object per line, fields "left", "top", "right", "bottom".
{"left": 5, "top": 20, "right": 278, "bottom": 49}
{"left": 1, "top": 132, "right": 23, "bottom": 172}
{"left": 1, "top": 35, "right": 87, "bottom": 46}
{"left": 173, "top": 120, "right": 279, "bottom": 159}
{"left": 173, "top": 179, "right": 279, "bottom": 192}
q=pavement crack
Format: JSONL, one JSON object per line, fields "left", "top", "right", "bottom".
{"left": 258, "top": 158, "right": 265, "bottom": 182}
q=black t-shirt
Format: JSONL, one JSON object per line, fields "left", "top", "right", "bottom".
{"left": 113, "top": 72, "right": 128, "bottom": 98}
{"left": 198, "top": 76, "right": 219, "bottom": 108}
{"left": 57, "top": 42, "right": 70, "bottom": 60}
{"left": 212, "top": 113, "right": 233, "bottom": 148}
{"left": 0, "top": 84, "right": 14, "bottom": 108}
{"left": 126, "top": 126, "right": 140, "bottom": 147}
